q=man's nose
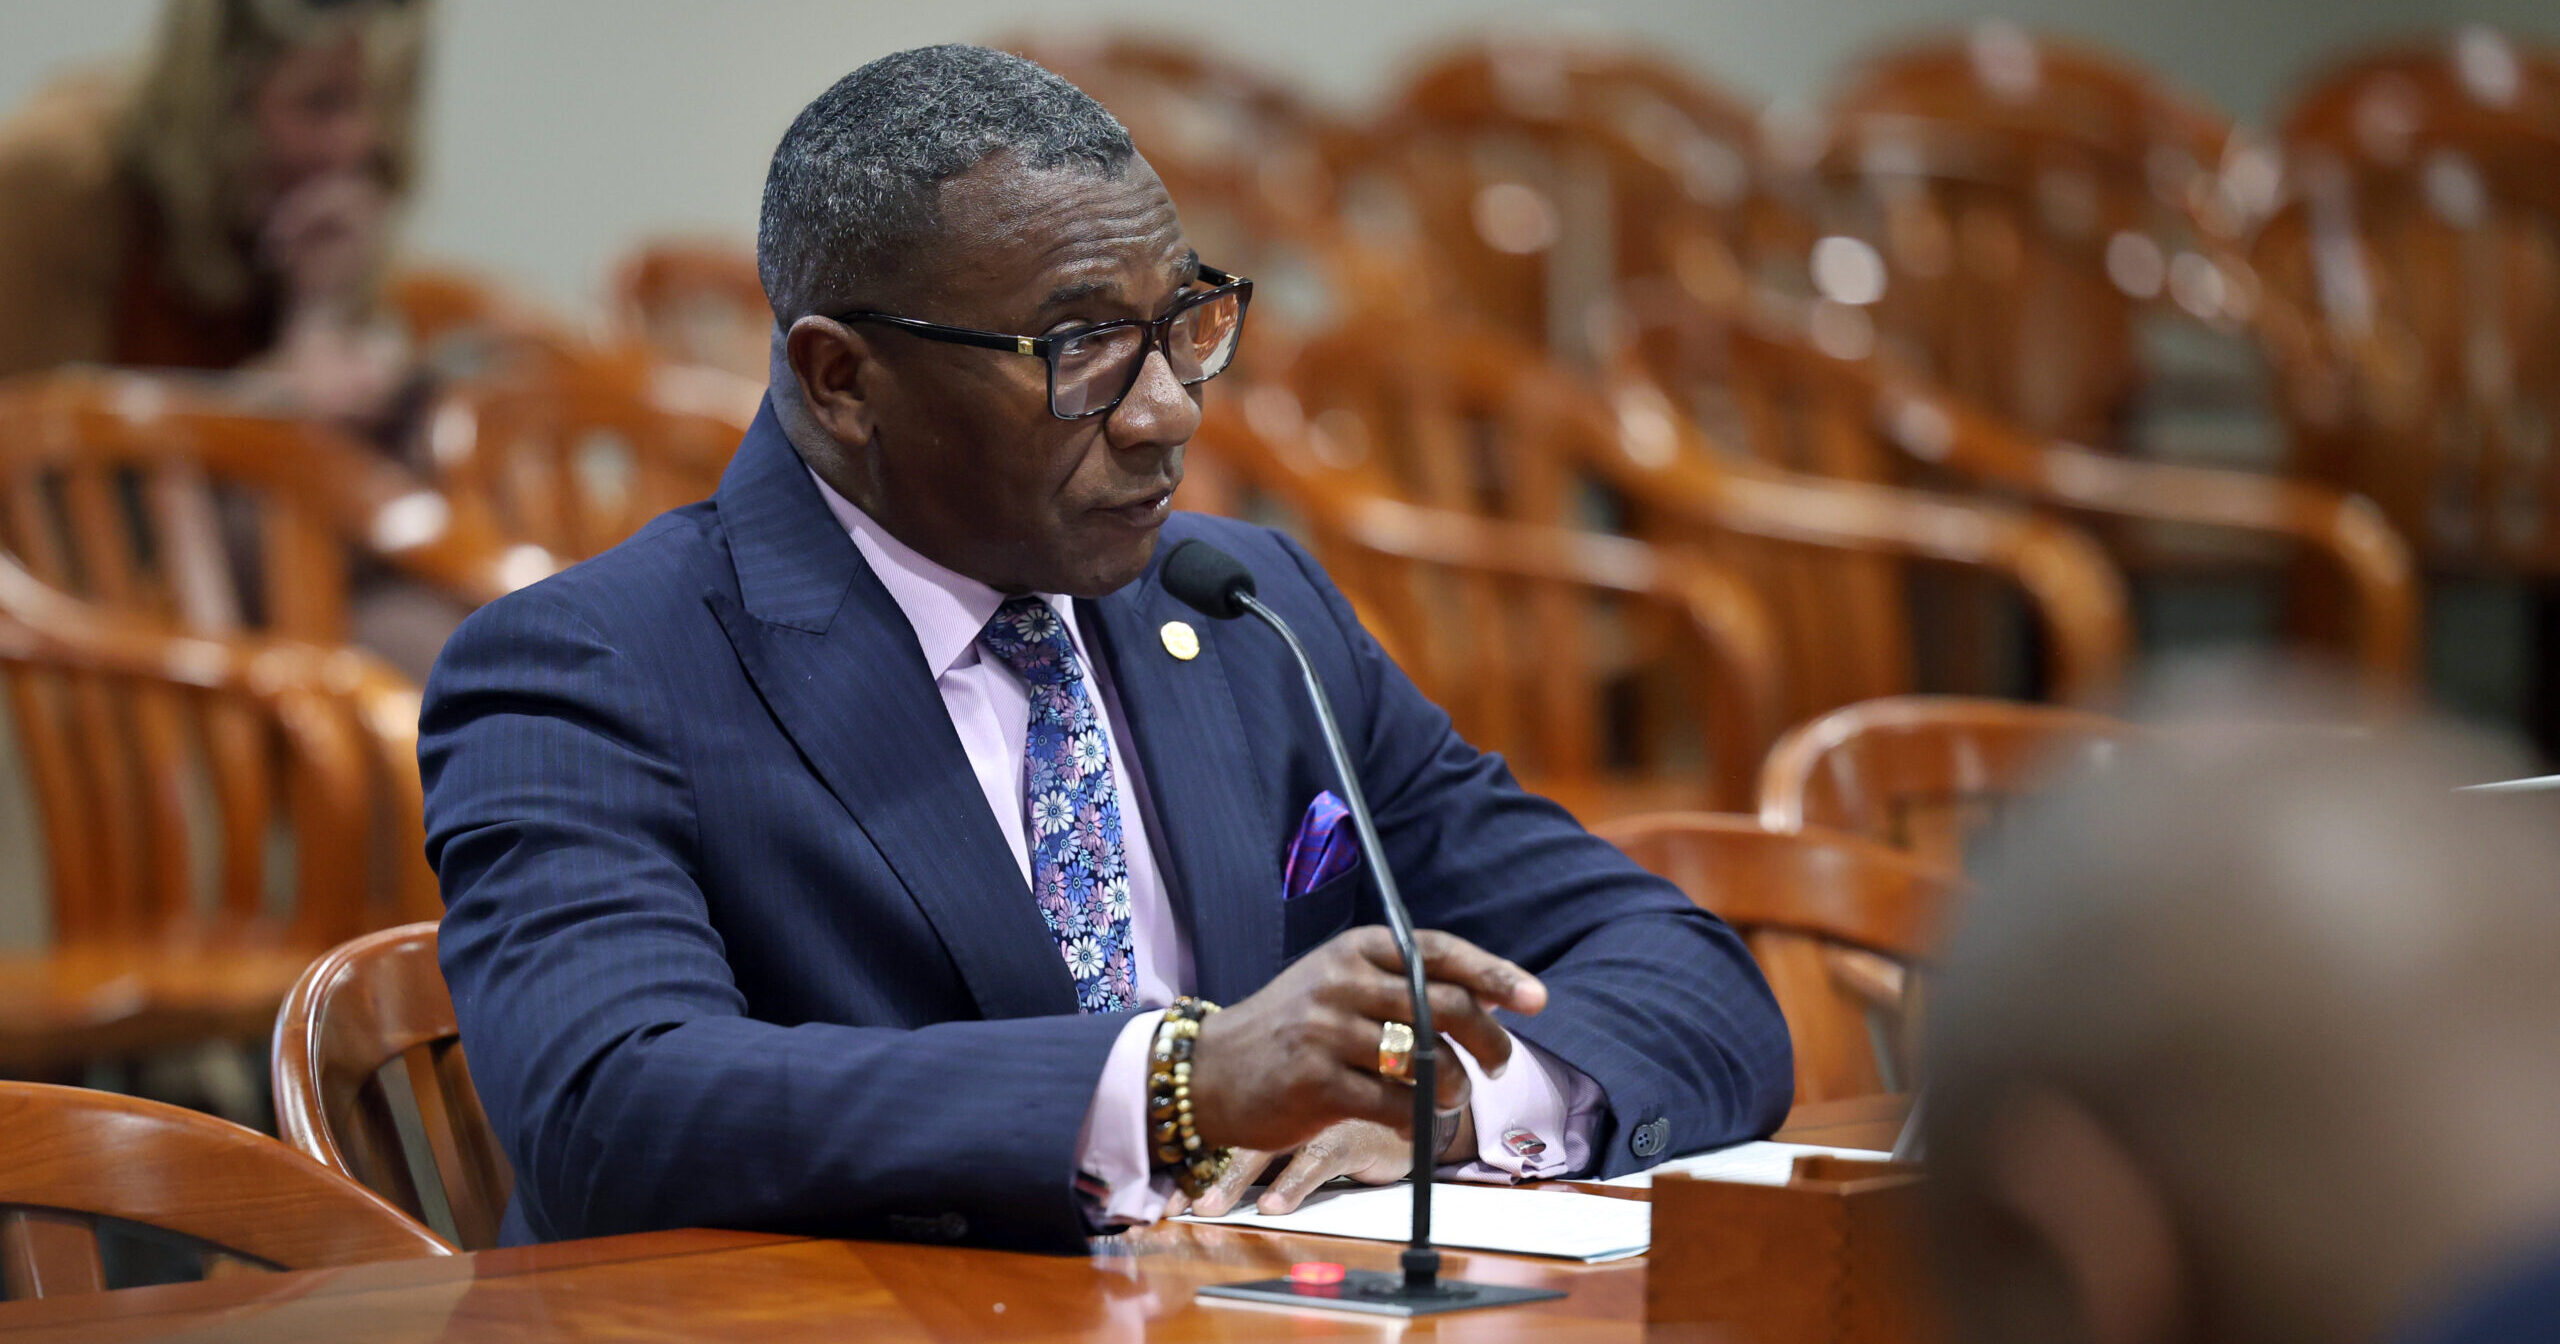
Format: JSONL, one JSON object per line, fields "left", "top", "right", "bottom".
{"left": 1106, "top": 348, "right": 1200, "bottom": 452}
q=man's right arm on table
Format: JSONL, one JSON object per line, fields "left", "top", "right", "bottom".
{"left": 419, "top": 590, "right": 1127, "bottom": 1251}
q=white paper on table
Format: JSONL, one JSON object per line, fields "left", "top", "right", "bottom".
{"left": 1596, "top": 1140, "right": 1893, "bottom": 1190}
{"left": 1177, "top": 1181, "right": 1651, "bottom": 1263}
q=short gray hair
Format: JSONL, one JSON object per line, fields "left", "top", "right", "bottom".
{"left": 756, "top": 44, "right": 1136, "bottom": 323}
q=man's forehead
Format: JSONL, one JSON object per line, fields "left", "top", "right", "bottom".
{"left": 934, "top": 157, "right": 1190, "bottom": 307}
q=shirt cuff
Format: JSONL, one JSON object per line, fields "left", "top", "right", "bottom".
{"left": 1442, "top": 1031, "right": 1604, "bottom": 1183}
{"left": 1073, "top": 1009, "right": 1174, "bottom": 1229}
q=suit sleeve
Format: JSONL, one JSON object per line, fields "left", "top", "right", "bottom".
{"left": 1269, "top": 533, "right": 1795, "bottom": 1175}
{"left": 421, "top": 589, "right": 1128, "bottom": 1249}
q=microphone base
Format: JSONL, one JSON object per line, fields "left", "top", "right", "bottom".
{"left": 1197, "top": 1271, "right": 1565, "bottom": 1317}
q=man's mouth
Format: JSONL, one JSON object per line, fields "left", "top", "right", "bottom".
{"left": 1098, "top": 484, "right": 1178, "bottom": 527}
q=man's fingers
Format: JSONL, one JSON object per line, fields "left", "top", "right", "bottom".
{"left": 1258, "top": 1132, "right": 1355, "bottom": 1214}
{"left": 1424, "top": 981, "right": 1514, "bottom": 1077}
{"left": 1190, "top": 1147, "right": 1276, "bottom": 1218}
{"left": 1351, "top": 927, "right": 1546, "bottom": 1014}
{"left": 1335, "top": 978, "right": 1514, "bottom": 1079}
{"left": 1420, "top": 929, "right": 1548, "bottom": 1013}
{"left": 1333, "top": 1068, "right": 1424, "bottom": 1134}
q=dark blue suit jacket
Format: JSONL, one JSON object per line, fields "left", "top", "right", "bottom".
{"left": 421, "top": 401, "right": 1793, "bottom": 1250}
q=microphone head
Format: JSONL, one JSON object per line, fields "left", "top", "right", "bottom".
{"left": 1159, "top": 538, "right": 1257, "bottom": 620}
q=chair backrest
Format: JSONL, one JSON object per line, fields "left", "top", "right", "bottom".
{"left": 1595, "top": 812, "right": 1963, "bottom": 1102}
{"left": 274, "top": 923, "right": 513, "bottom": 1252}
{"left": 0, "top": 553, "right": 439, "bottom": 952}
{"left": 386, "top": 266, "right": 583, "bottom": 378}
{"left": 1758, "top": 694, "right": 2137, "bottom": 868}
{"left": 609, "top": 239, "right": 774, "bottom": 382}
{"left": 0, "top": 369, "right": 541, "bottom": 647}
{"left": 0, "top": 1081, "right": 450, "bottom": 1300}
{"left": 1378, "top": 35, "right": 1811, "bottom": 351}
{"left": 424, "top": 346, "right": 755, "bottom": 560}
{"left": 1192, "top": 393, "right": 1782, "bottom": 814}
{"left": 1373, "top": 41, "right": 2414, "bottom": 691}
{"left": 2254, "top": 31, "right": 2560, "bottom": 573}
{"left": 1817, "top": 25, "right": 2260, "bottom": 447}
{"left": 1273, "top": 320, "right": 2128, "bottom": 724}
{"left": 1001, "top": 33, "right": 1385, "bottom": 342}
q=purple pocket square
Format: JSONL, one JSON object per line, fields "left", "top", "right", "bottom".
{"left": 1282, "top": 790, "right": 1359, "bottom": 900}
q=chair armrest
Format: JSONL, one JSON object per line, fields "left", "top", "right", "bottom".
{"left": 1601, "top": 378, "right": 2132, "bottom": 703}
{"left": 1817, "top": 339, "right": 2416, "bottom": 687}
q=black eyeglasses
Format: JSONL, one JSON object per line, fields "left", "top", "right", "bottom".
{"left": 832, "top": 265, "right": 1252, "bottom": 420}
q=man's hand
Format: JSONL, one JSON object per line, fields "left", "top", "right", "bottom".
{"left": 1185, "top": 925, "right": 1544, "bottom": 1159}
{"left": 1181, "top": 1104, "right": 1482, "bottom": 1217}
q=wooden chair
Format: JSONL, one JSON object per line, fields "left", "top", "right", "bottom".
{"left": 1370, "top": 40, "right": 2416, "bottom": 690}
{"left": 0, "top": 1081, "right": 449, "bottom": 1299}
{"left": 1001, "top": 34, "right": 1410, "bottom": 352}
{"left": 1816, "top": 25, "right": 2261, "bottom": 450}
{"left": 1271, "top": 321, "right": 2130, "bottom": 727}
{"left": 0, "top": 369, "right": 548, "bottom": 651}
{"left": 1757, "top": 694, "right": 2138, "bottom": 869}
{"left": 0, "top": 552, "right": 438, "bottom": 1076}
{"left": 1192, "top": 394, "right": 1782, "bottom": 816}
{"left": 424, "top": 344, "right": 757, "bottom": 560}
{"left": 1376, "top": 35, "right": 1815, "bottom": 362}
{"left": 2254, "top": 33, "right": 2560, "bottom": 734}
{"left": 1645, "top": 299, "right": 2419, "bottom": 686}
{"left": 1596, "top": 813, "right": 1963, "bottom": 1103}
{"left": 386, "top": 265, "right": 583, "bottom": 381}
{"left": 273, "top": 924, "right": 513, "bottom": 1252}
{"left": 609, "top": 239, "right": 774, "bottom": 383}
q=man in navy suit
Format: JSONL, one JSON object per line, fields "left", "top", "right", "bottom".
{"left": 422, "top": 45, "right": 1792, "bottom": 1250}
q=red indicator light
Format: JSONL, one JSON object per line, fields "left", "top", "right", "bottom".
{"left": 1286, "top": 1261, "right": 1347, "bottom": 1286}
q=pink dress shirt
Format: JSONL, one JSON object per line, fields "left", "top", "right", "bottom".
{"left": 817, "top": 474, "right": 1600, "bottom": 1224}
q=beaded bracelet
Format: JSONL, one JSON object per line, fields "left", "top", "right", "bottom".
{"left": 1148, "top": 997, "right": 1233, "bottom": 1197}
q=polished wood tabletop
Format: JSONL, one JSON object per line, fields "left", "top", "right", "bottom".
{"left": 0, "top": 1100, "right": 1906, "bottom": 1342}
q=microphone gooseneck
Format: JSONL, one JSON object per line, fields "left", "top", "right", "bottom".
{"left": 1159, "top": 539, "right": 1444, "bottom": 1292}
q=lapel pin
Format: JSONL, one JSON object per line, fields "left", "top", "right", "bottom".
{"left": 1160, "top": 620, "right": 1200, "bottom": 661}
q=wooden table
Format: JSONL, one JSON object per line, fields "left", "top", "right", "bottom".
{"left": 1, "top": 1100, "right": 1907, "bottom": 1342}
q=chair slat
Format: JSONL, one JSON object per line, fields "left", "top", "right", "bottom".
{"left": 274, "top": 925, "right": 517, "bottom": 1252}
{"left": 403, "top": 1044, "right": 502, "bottom": 1251}
{"left": 433, "top": 1043, "right": 513, "bottom": 1249}
{"left": 0, "top": 1208, "right": 106, "bottom": 1300}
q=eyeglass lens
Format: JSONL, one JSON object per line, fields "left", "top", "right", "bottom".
{"left": 1049, "top": 288, "right": 1246, "bottom": 418}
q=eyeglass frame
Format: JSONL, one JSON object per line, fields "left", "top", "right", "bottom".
{"left": 826, "top": 264, "right": 1253, "bottom": 421}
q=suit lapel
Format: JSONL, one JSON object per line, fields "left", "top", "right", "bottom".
{"left": 708, "top": 404, "right": 1077, "bottom": 1021}
{"left": 1084, "top": 573, "right": 1284, "bottom": 1005}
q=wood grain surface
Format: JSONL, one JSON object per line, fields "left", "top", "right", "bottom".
{"left": 0, "top": 1100, "right": 1904, "bottom": 1341}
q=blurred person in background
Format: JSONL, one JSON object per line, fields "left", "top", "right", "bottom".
{"left": 1923, "top": 688, "right": 2560, "bottom": 1344}
{"left": 0, "top": 0, "right": 429, "bottom": 432}
{"left": 0, "top": 0, "right": 469, "bottom": 681}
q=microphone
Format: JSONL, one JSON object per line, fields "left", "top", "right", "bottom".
{"left": 1164, "top": 538, "right": 1561, "bottom": 1317}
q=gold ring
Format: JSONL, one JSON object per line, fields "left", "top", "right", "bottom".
{"left": 1378, "top": 1021, "right": 1416, "bottom": 1081}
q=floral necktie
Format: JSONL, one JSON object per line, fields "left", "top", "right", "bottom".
{"left": 979, "top": 596, "right": 1136, "bottom": 1012}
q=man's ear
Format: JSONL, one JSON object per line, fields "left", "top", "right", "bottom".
{"left": 1985, "top": 1086, "right": 2186, "bottom": 1344}
{"left": 783, "top": 315, "right": 881, "bottom": 452}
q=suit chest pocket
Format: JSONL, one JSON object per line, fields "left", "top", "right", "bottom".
{"left": 1282, "top": 864, "right": 1364, "bottom": 960}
